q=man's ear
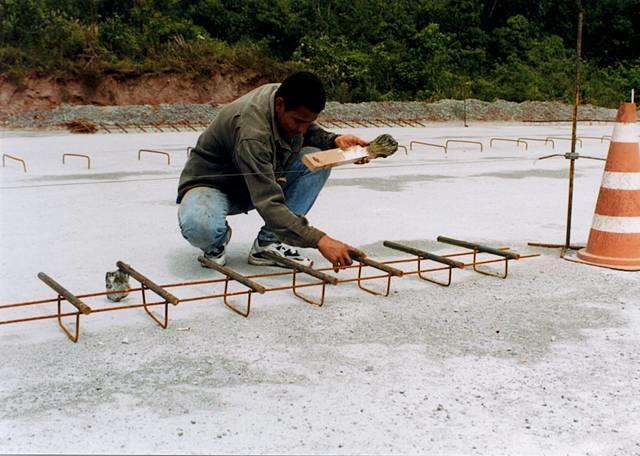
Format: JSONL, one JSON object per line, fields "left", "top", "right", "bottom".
{"left": 275, "top": 97, "right": 285, "bottom": 112}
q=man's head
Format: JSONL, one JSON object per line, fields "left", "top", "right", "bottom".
{"left": 274, "top": 71, "right": 326, "bottom": 139}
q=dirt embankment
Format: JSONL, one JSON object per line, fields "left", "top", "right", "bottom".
{"left": 0, "top": 70, "right": 271, "bottom": 116}
{"left": 0, "top": 71, "right": 619, "bottom": 130}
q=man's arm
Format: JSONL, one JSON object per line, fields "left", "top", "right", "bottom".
{"left": 234, "top": 138, "right": 365, "bottom": 268}
{"left": 303, "top": 123, "right": 338, "bottom": 150}
{"left": 234, "top": 139, "right": 325, "bottom": 248}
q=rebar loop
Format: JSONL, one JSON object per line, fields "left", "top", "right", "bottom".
{"left": 198, "top": 256, "right": 266, "bottom": 317}
{"left": 2, "top": 154, "right": 27, "bottom": 173}
{"left": 141, "top": 283, "right": 169, "bottom": 328}
{"left": 445, "top": 140, "right": 483, "bottom": 152}
{"left": 2, "top": 249, "right": 541, "bottom": 342}
{"left": 114, "top": 123, "right": 128, "bottom": 133}
{"left": 382, "top": 241, "right": 465, "bottom": 287}
{"left": 117, "top": 261, "right": 179, "bottom": 305}
{"left": 374, "top": 118, "right": 394, "bottom": 127}
{"left": 579, "top": 136, "right": 611, "bottom": 143}
{"left": 181, "top": 121, "right": 197, "bottom": 132}
{"left": 397, "top": 145, "right": 409, "bottom": 155}
{"left": 137, "top": 149, "right": 171, "bottom": 165}
{"left": 38, "top": 272, "right": 91, "bottom": 342}
{"left": 116, "top": 261, "right": 178, "bottom": 328}
{"left": 545, "top": 136, "right": 583, "bottom": 147}
{"left": 261, "top": 251, "right": 338, "bottom": 306}
{"left": 517, "top": 137, "right": 555, "bottom": 149}
{"left": 409, "top": 141, "right": 447, "bottom": 152}
{"left": 99, "top": 123, "right": 112, "bottom": 133}
{"left": 62, "top": 153, "right": 91, "bottom": 169}
{"left": 436, "top": 236, "right": 520, "bottom": 279}
{"left": 350, "top": 252, "right": 404, "bottom": 296}
{"left": 489, "top": 138, "right": 528, "bottom": 150}
{"left": 292, "top": 270, "right": 327, "bottom": 306}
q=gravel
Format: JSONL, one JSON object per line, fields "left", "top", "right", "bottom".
{"left": 1, "top": 99, "right": 617, "bottom": 131}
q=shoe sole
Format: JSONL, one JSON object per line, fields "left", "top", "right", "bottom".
{"left": 248, "top": 254, "right": 313, "bottom": 268}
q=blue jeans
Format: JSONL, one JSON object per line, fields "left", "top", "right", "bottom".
{"left": 178, "top": 147, "right": 331, "bottom": 254}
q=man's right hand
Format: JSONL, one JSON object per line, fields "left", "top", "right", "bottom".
{"left": 317, "top": 235, "right": 365, "bottom": 271}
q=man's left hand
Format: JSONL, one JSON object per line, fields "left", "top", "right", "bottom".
{"left": 335, "top": 135, "right": 370, "bottom": 165}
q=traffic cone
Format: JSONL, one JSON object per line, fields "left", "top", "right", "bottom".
{"left": 576, "top": 102, "right": 640, "bottom": 270}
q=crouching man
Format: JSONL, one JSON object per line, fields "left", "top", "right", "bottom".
{"left": 177, "top": 71, "right": 368, "bottom": 269}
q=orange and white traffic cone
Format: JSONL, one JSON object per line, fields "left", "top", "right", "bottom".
{"left": 576, "top": 101, "right": 640, "bottom": 270}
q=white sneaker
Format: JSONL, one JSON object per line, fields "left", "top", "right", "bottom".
{"left": 201, "top": 224, "right": 232, "bottom": 267}
{"left": 248, "top": 239, "right": 313, "bottom": 268}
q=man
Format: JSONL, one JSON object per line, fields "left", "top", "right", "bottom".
{"left": 177, "top": 71, "right": 368, "bottom": 269}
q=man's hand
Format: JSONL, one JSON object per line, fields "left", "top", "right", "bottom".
{"left": 335, "top": 134, "right": 370, "bottom": 165}
{"left": 335, "top": 134, "right": 368, "bottom": 149}
{"left": 317, "top": 235, "right": 366, "bottom": 272}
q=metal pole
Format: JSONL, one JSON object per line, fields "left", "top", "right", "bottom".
{"left": 565, "top": 11, "right": 583, "bottom": 250}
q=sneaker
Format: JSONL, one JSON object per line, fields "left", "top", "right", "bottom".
{"left": 248, "top": 239, "right": 313, "bottom": 268}
{"left": 201, "top": 224, "right": 232, "bottom": 267}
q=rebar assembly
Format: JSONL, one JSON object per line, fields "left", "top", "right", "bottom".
{"left": 0, "top": 236, "right": 538, "bottom": 343}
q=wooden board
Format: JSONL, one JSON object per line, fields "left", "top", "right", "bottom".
{"left": 302, "top": 146, "right": 368, "bottom": 171}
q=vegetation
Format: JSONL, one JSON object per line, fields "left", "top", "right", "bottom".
{"left": 1, "top": 0, "right": 638, "bottom": 107}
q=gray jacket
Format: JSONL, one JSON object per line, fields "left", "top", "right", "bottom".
{"left": 177, "top": 83, "right": 337, "bottom": 247}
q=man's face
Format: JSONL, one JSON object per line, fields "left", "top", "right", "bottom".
{"left": 274, "top": 97, "right": 319, "bottom": 139}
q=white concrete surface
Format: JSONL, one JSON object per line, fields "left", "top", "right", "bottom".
{"left": 1, "top": 122, "right": 638, "bottom": 455}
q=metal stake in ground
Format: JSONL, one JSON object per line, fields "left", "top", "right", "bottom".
{"left": 528, "top": 11, "right": 603, "bottom": 252}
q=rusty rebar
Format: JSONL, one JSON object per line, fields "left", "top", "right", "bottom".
{"left": 37, "top": 273, "right": 92, "bottom": 315}
{"left": 489, "top": 138, "right": 528, "bottom": 150}
{"left": 445, "top": 140, "right": 483, "bottom": 152}
{"left": 261, "top": 251, "right": 339, "bottom": 285}
{"left": 409, "top": 141, "right": 446, "bottom": 152}
{"left": 0, "top": 250, "right": 540, "bottom": 340}
{"left": 116, "top": 261, "right": 179, "bottom": 305}
{"left": 2, "top": 154, "right": 27, "bottom": 173}
{"left": 62, "top": 153, "right": 91, "bottom": 169}
{"left": 198, "top": 256, "right": 267, "bottom": 293}
{"left": 436, "top": 236, "right": 520, "bottom": 260}
{"left": 137, "top": 149, "right": 171, "bottom": 165}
